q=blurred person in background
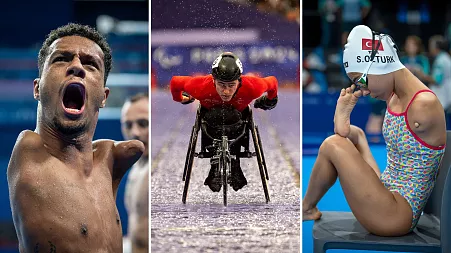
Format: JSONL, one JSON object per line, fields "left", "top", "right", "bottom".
{"left": 337, "top": 0, "right": 371, "bottom": 39}
{"left": 400, "top": 35, "right": 430, "bottom": 84}
{"left": 332, "top": 0, "right": 371, "bottom": 67}
{"left": 415, "top": 35, "right": 451, "bottom": 127}
{"left": 303, "top": 68, "right": 322, "bottom": 94}
{"left": 303, "top": 49, "right": 328, "bottom": 93}
{"left": 446, "top": 4, "right": 451, "bottom": 54}
{"left": 319, "top": 0, "right": 339, "bottom": 50}
{"left": 249, "top": 0, "right": 299, "bottom": 23}
{"left": 447, "top": 23, "right": 451, "bottom": 54}
{"left": 121, "top": 93, "right": 149, "bottom": 253}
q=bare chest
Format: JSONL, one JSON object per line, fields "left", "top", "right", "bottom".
{"left": 13, "top": 163, "right": 122, "bottom": 252}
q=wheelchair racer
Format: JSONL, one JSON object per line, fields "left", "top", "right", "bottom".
{"left": 170, "top": 52, "right": 279, "bottom": 192}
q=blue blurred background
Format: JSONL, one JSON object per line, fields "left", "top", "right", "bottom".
{"left": 0, "top": 0, "right": 148, "bottom": 252}
{"left": 303, "top": 0, "right": 451, "bottom": 252}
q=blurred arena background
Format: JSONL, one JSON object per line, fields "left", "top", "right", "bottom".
{"left": 151, "top": 0, "right": 300, "bottom": 89}
{"left": 0, "top": 0, "right": 148, "bottom": 252}
{"left": 302, "top": 1, "right": 451, "bottom": 252}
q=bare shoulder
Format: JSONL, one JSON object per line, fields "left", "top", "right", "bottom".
{"left": 8, "top": 130, "right": 47, "bottom": 178}
{"left": 408, "top": 91, "right": 446, "bottom": 144}
{"left": 15, "top": 130, "right": 44, "bottom": 151}
{"left": 409, "top": 91, "right": 444, "bottom": 124}
{"left": 11, "top": 130, "right": 46, "bottom": 161}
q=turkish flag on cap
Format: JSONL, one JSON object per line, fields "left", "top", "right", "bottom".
{"left": 362, "top": 39, "right": 384, "bottom": 51}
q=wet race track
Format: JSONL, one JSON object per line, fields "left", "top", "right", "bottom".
{"left": 151, "top": 89, "right": 300, "bottom": 253}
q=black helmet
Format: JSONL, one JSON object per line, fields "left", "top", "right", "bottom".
{"left": 211, "top": 52, "right": 243, "bottom": 82}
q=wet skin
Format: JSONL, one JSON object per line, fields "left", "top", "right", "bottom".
{"left": 7, "top": 36, "right": 144, "bottom": 252}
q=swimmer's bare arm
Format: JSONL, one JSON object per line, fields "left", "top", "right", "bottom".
{"left": 7, "top": 131, "right": 49, "bottom": 250}
{"left": 93, "top": 139, "right": 144, "bottom": 197}
{"left": 407, "top": 92, "right": 447, "bottom": 146}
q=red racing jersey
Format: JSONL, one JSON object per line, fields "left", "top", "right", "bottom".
{"left": 170, "top": 74, "right": 278, "bottom": 111}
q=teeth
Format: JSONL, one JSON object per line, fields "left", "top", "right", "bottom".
{"left": 66, "top": 108, "right": 80, "bottom": 113}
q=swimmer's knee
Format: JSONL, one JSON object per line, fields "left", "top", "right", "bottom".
{"left": 322, "top": 134, "right": 348, "bottom": 146}
{"left": 320, "top": 134, "right": 349, "bottom": 154}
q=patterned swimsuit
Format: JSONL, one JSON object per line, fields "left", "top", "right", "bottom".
{"left": 381, "top": 90, "right": 445, "bottom": 231}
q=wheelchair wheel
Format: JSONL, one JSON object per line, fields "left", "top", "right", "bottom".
{"left": 182, "top": 127, "right": 199, "bottom": 204}
{"left": 255, "top": 125, "right": 269, "bottom": 180}
{"left": 182, "top": 116, "right": 200, "bottom": 204}
{"left": 221, "top": 136, "right": 229, "bottom": 206}
{"left": 183, "top": 126, "right": 196, "bottom": 181}
{"left": 220, "top": 154, "right": 228, "bottom": 206}
{"left": 251, "top": 123, "right": 270, "bottom": 203}
{"left": 182, "top": 146, "right": 193, "bottom": 204}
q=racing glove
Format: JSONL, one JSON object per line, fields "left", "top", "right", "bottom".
{"left": 181, "top": 91, "right": 195, "bottom": 105}
{"left": 254, "top": 95, "right": 278, "bottom": 110}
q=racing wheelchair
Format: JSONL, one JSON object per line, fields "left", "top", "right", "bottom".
{"left": 182, "top": 105, "right": 270, "bottom": 206}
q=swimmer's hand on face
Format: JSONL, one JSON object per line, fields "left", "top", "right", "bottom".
{"left": 352, "top": 83, "right": 371, "bottom": 97}
{"left": 181, "top": 91, "right": 195, "bottom": 105}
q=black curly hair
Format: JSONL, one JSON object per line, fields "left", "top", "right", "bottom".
{"left": 38, "top": 23, "right": 113, "bottom": 85}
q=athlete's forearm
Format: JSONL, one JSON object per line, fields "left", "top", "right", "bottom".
{"left": 170, "top": 76, "right": 184, "bottom": 102}
{"left": 265, "top": 76, "right": 278, "bottom": 99}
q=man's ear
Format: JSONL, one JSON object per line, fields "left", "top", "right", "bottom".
{"left": 33, "top": 78, "right": 40, "bottom": 101}
{"left": 101, "top": 87, "right": 110, "bottom": 108}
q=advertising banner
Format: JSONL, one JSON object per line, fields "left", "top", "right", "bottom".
{"left": 151, "top": 43, "right": 300, "bottom": 87}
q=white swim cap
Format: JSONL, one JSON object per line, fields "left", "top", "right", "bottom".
{"left": 343, "top": 25, "right": 405, "bottom": 75}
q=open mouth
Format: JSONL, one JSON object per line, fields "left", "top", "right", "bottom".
{"left": 62, "top": 83, "right": 85, "bottom": 116}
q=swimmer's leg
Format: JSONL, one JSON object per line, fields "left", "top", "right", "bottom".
{"left": 302, "top": 135, "right": 413, "bottom": 236}
{"left": 333, "top": 84, "right": 379, "bottom": 174}
{"left": 348, "top": 125, "right": 381, "bottom": 177}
